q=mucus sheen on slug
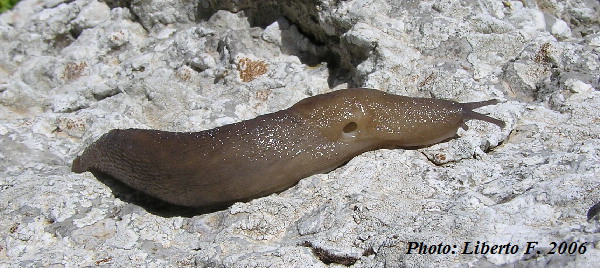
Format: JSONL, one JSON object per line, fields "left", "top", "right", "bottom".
{"left": 72, "top": 88, "right": 505, "bottom": 208}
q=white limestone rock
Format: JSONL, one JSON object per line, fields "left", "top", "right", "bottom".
{"left": 1, "top": 0, "right": 599, "bottom": 267}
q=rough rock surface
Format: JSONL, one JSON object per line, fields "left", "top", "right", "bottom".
{"left": 1, "top": 0, "right": 600, "bottom": 266}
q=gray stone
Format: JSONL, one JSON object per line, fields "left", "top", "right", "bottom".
{"left": 1, "top": 0, "right": 599, "bottom": 267}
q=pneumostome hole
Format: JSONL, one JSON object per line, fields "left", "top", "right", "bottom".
{"left": 343, "top": 122, "right": 358, "bottom": 133}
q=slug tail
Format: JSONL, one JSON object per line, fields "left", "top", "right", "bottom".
{"left": 72, "top": 148, "right": 97, "bottom": 173}
{"left": 71, "top": 156, "right": 86, "bottom": 173}
{"left": 71, "top": 130, "right": 116, "bottom": 173}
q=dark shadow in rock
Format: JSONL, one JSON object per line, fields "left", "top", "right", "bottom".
{"left": 103, "top": 0, "right": 133, "bottom": 9}
{"left": 49, "top": 32, "right": 77, "bottom": 51}
{"left": 300, "top": 241, "right": 360, "bottom": 266}
{"left": 197, "top": 1, "right": 281, "bottom": 29}
{"left": 587, "top": 200, "right": 600, "bottom": 221}
{"left": 195, "top": 1, "right": 369, "bottom": 89}
{"left": 90, "top": 171, "right": 232, "bottom": 217}
{"left": 103, "top": 0, "right": 150, "bottom": 32}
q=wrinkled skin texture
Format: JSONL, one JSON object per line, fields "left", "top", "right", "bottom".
{"left": 72, "top": 88, "right": 504, "bottom": 207}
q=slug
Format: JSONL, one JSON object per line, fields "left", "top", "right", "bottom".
{"left": 72, "top": 88, "right": 504, "bottom": 207}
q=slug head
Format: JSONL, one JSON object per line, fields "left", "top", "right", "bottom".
{"left": 292, "top": 88, "right": 504, "bottom": 148}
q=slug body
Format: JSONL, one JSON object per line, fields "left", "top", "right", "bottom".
{"left": 72, "top": 88, "right": 504, "bottom": 207}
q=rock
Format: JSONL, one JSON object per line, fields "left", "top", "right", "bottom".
{"left": 1, "top": 0, "right": 599, "bottom": 267}
{"left": 550, "top": 18, "right": 572, "bottom": 40}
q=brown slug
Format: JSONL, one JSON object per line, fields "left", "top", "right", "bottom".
{"left": 72, "top": 88, "right": 504, "bottom": 207}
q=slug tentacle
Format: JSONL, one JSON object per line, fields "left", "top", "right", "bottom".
{"left": 460, "top": 99, "right": 505, "bottom": 129}
{"left": 462, "top": 110, "right": 506, "bottom": 129}
{"left": 460, "top": 99, "right": 500, "bottom": 110}
{"left": 73, "top": 88, "right": 505, "bottom": 208}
